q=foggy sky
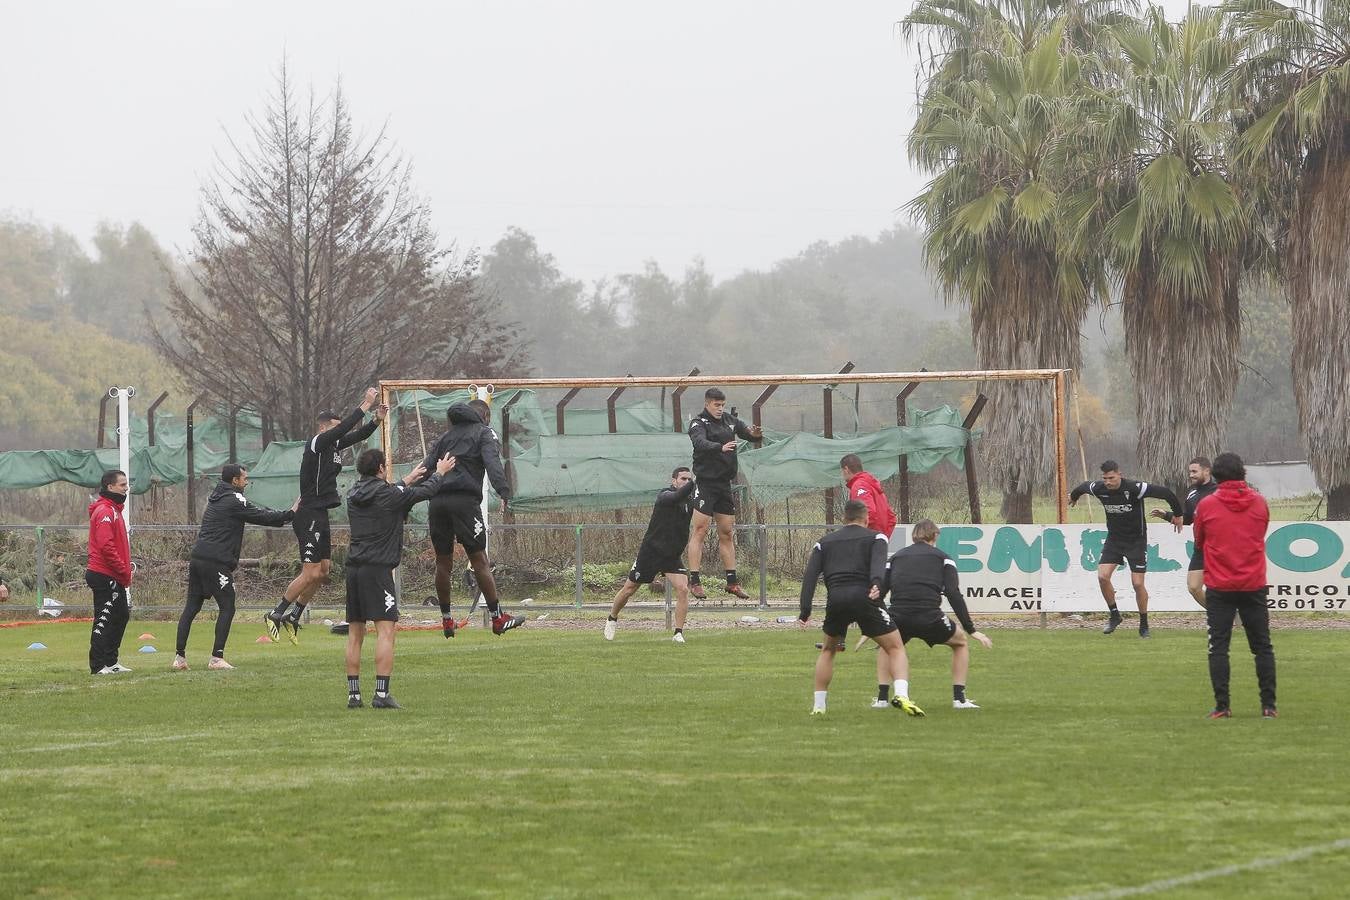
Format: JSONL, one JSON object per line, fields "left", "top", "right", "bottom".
{"left": 1, "top": 0, "right": 1198, "bottom": 283}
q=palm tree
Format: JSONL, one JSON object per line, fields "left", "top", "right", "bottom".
{"left": 1072, "top": 6, "right": 1265, "bottom": 486}
{"left": 906, "top": 12, "right": 1105, "bottom": 521}
{"left": 1225, "top": 0, "right": 1350, "bottom": 517}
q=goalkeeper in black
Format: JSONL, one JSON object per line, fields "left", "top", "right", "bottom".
{"left": 1069, "top": 459, "right": 1182, "bottom": 638}
{"left": 604, "top": 467, "right": 697, "bottom": 643}
{"left": 685, "top": 387, "right": 762, "bottom": 600}
{"left": 797, "top": 500, "right": 923, "bottom": 717}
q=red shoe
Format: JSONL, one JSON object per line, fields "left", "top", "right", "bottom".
{"left": 689, "top": 582, "right": 707, "bottom": 600}
{"left": 1206, "top": 708, "right": 1231, "bottom": 719}
{"left": 491, "top": 613, "right": 525, "bottom": 635}
{"left": 1262, "top": 707, "right": 1278, "bottom": 719}
{"left": 725, "top": 582, "right": 750, "bottom": 600}
{"left": 442, "top": 617, "right": 457, "bottom": 639}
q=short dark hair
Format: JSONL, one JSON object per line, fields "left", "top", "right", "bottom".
{"left": 357, "top": 449, "right": 385, "bottom": 478}
{"left": 100, "top": 469, "right": 126, "bottom": 490}
{"left": 1211, "top": 452, "right": 1246, "bottom": 483}
{"left": 671, "top": 466, "right": 691, "bottom": 479}
{"left": 840, "top": 454, "right": 863, "bottom": 474}
{"left": 1189, "top": 456, "right": 1212, "bottom": 469}
{"left": 316, "top": 410, "right": 340, "bottom": 423}
{"left": 220, "top": 464, "right": 246, "bottom": 483}
{"left": 843, "top": 499, "right": 868, "bottom": 522}
{"left": 1100, "top": 459, "right": 1120, "bottom": 474}
{"left": 468, "top": 398, "right": 490, "bottom": 422}
{"left": 912, "top": 519, "right": 939, "bottom": 543}
{"left": 704, "top": 388, "right": 725, "bottom": 402}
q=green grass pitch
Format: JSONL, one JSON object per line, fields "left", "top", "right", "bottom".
{"left": 2, "top": 619, "right": 1349, "bottom": 898}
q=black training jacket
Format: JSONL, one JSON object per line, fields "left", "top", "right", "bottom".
{"left": 798, "top": 524, "right": 889, "bottom": 620}
{"left": 346, "top": 473, "right": 444, "bottom": 568}
{"left": 1069, "top": 477, "right": 1181, "bottom": 542}
{"left": 640, "top": 479, "right": 697, "bottom": 557}
{"left": 885, "top": 541, "right": 976, "bottom": 634}
{"left": 299, "top": 407, "right": 380, "bottom": 511}
{"left": 1183, "top": 479, "right": 1219, "bottom": 526}
{"left": 419, "top": 404, "right": 511, "bottom": 501}
{"left": 191, "top": 481, "right": 294, "bottom": 569}
{"left": 687, "top": 409, "right": 756, "bottom": 483}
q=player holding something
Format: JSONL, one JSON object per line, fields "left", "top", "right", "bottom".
{"left": 1069, "top": 460, "right": 1181, "bottom": 638}
{"left": 1150, "top": 456, "right": 1217, "bottom": 609}
{"left": 605, "top": 467, "right": 697, "bottom": 643}
{"left": 686, "top": 388, "right": 762, "bottom": 600}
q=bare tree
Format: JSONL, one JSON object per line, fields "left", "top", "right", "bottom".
{"left": 153, "top": 65, "right": 525, "bottom": 438}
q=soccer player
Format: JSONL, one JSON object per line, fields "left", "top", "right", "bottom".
{"left": 87, "top": 469, "right": 133, "bottom": 675}
{"left": 1193, "top": 452, "right": 1276, "bottom": 719}
{"left": 604, "top": 467, "right": 697, "bottom": 643}
{"left": 1069, "top": 459, "right": 1181, "bottom": 638}
{"left": 266, "top": 387, "right": 384, "bottom": 642}
{"left": 344, "top": 449, "right": 455, "bottom": 709}
{"left": 798, "top": 500, "right": 923, "bottom": 717}
{"left": 419, "top": 399, "right": 523, "bottom": 636}
{"left": 175, "top": 465, "right": 296, "bottom": 671}
{"left": 884, "top": 519, "right": 992, "bottom": 709}
{"left": 1150, "top": 456, "right": 1217, "bottom": 609}
{"left": 686, "top": 388, "right": 763, "bottom": 600}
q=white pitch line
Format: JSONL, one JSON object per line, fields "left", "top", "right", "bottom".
{"left": 1072, "top": 837, "right": 1350, "bottom": 899}
{"left": 18, "top": 733, "right": 199, "bottom": 754}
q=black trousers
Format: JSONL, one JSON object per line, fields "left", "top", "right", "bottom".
{"left": 87, "top": 570, "right": 130, "bottom": 674}
{"left": 176, "top": 559, "right": 238, "bottom": 658}
{"left": 1206, "top": 588, "right": 1277, "bottom": 710}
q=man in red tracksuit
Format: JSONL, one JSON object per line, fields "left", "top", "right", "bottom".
{"left": 840, "top": 454, "right": 897, "bottom": 539}
{"left": 1192, "top": 452, "right": 1277, "bottom": 719}
{"left": 87, "top": 469, "right": 133, "bottom": 675}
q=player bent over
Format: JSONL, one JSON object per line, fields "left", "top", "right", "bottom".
{"left": 798, "top": 500, "right": 923, "bottom": 717}
{"left": 605, "top": 467, "right": 697, "bottom": 643}
{"left": 884, "top": 519, "right": 992, "bottom": 709}
{"left": 1069, "top": 459, "right": 1181, "bottom": 638}
{"left": 686, "top": 387, "right": 762, "bottom": 600}
{"left": 344, "top": 449, "right": 454, "bottom": 709}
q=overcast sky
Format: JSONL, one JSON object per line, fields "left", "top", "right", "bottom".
{"left": 1, "top": 0, "right": 1197, "bottom": 282}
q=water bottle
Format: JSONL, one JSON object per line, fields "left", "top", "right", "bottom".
{"left": 775, "top": 616, "right": 796, "bottom": 624}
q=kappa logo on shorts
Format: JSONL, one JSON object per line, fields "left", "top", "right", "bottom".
{"left": 880, "top": 608, "right": 892, "bottom": 624}
{"left": 473, "top": 518, "right": 483, "bottom": 537}
{"left": 383, "top": 591, "right": 396, "bottom": 611}
{"left": 632, "top": 568, "right": 641, "bottom": 580}
{"left": 218, "top": 572, "right": 230, "bottom": 588}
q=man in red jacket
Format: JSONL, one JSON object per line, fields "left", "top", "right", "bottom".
{"left": 87, "top": 469, "right": 133, "bottom": 675}
{"left": 840, "top": 454, "right": 897, "bottom": 540}
{"left": 1192, "top": 452, "right": 1276, "bottom": 719}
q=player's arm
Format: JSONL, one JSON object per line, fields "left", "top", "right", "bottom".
{"left": 236, "top": 497, "right": 296, "bottom": 528}
{"left": 1068, "top": 481, "right": 1091, "bottom": 505}
{"left": 336, "top": 408, "right": 382, "bottom": 450}
{"left": 687, "top": 419, "right": 722, "bottom": 454}
{"left": 399, "top": 457, "right": 455, "bottom": 510}
{"left": 313, "top": 406, "right": 368, "bottom": 452}
{"left": 481, "top": 430, "right": 512, "bottom": 502}
{"left": 1142, "top": 482, "right": 1183, "bottom": 518}
{"left": 798, "top": 543, "right": 823, "bottom": 622}
{"left": 732, "top": 416, "right": 762, "bottom": 442}
{"left": 941, "top": 555, "right": 979, "bottom": 635}
{"left": 89, "top": 509, "right": 132, "bottom": 586}
{"left": 869, "top": 534, "right": 889, "bottom": 602}
{"left": 656, "top": 479, "right": 697, "bottom": 506}
{"left": 1191, "top": 504, "right": 1207, "bottom": 553}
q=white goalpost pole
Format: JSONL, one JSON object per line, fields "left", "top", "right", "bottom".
{"left": 110, "top": 386, "right": 135, "bottom": 607}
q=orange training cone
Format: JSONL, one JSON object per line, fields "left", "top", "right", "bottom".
{"left": 255, "top": 634, "right": 274, "bottom": 643}
{"left": 138, "top": 633, "right": 156, "bottom": 641}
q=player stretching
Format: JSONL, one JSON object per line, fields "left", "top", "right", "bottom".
{"left": 266, "top": 387, "right": 384, "bottom": 642}
{"left": 604, "top": 467, "right": 697, "bottom": 643}
{"left": 1069, "top": 459, "right": 1181, "bottom": 638}
{"left": 798, "top": 500, "right": 923, "bottom": 717}
{"left": 419, "top": 399, "right": 523, "bottom": 636}
{"left": 1151, "top": 456, "right": 1216, "bottom": 609}
{"left": 686, "top": 388, "right": 762, "bottom": 600}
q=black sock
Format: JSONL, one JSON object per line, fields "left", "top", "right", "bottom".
{"left": 348, "top": 676, "right": 360, "bottom": 698}
{"left": 1139, "top": 612, "right": 1149, "bottom": 628}
{"left": 689, "top": 571, "right": 701, "bottom": 585}
{"left": 607, "top": 615, "right": 617, "bottom": 622}
{"left": 212, "top": 650, "right": 224, "bottom": 659}
{"left": 953, "top": 684, "right": 966, "bottom": 702}
{"left": 271, "top": 599, "right": 292, "bottom": 616}
{"left": 376, "top": 675, "right": 390, "bottom": 697}
{"left": 289, "top": 602, "right": 307, "bottom": 620}
{"left": 725, "top": 569, "right": 737, "bottom": 584}
{"left": 878, "top": 684, "right": 890, "bottom": 702}
{"left": 487, "top": 602, "right": 501, "bottom": 617}
{"left": 674, "top": 627, "right": 683, "bottom": 634}
{"left": 440, "top": 603, "right": 453, "bottom": 619}
{"left": 176, "top": 647, "right": 186, "bottom": 658}
{"left": 1107, "top": 603, "right": 1119, "bottom": 613}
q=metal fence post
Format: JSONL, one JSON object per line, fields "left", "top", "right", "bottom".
{"left": 574, "top": 525, "right": 584, "bottom": 608}
{"left": 757, "top": 524, "right": 768, "bottom": 609}
{"left": 35, "top": 526, "right": 45, "bottom": 614}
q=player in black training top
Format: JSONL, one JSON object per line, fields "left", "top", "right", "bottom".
{"left": 797, "top": 500, "right": 923, "bottom": 717}
{"left": 1150, "top": 456, "right": 1217, "bottom": 610}
{"left": 604, "top": 467, "right": 697, "bottom": 643}
{"left": 884, "top": 519, "right": 993, "bottom": 710}
{"left": 266, "top": 387, "right": 384, "bottom": 642}
{"left": 686, "top": 387, "right": 762, "bottom": 600}
{"left": 1069, "top": 459, "right": 1181, "bottom": 638}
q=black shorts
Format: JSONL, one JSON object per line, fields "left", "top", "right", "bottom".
{"left": 629, "top": 543, "right": 686, "bottom": 585}
{"left": 894, "top": 612, "right": 957, "bottom": 647}
{"left": 1101, "top": 537, "right": 1148, "bottom": 573}
{"left": 293, "top": 508, "right": 332, "bottom": 564}
{"left": 1189, "top": 548, "right": 1205, "bottom": 572}
{"left": 821, "top": 594, "right": 898, "bottom": 639}
{"left": 691, "top": 480, "right": 736, "bottom": 517}
{"left": 428, "top": 494, "right": 487, "bottom": 555}
{"left": 345, "top": 562, "right": 399, "bottom": 622}
{"left": 187, "top": 558, "right": 237, "bottom": 605}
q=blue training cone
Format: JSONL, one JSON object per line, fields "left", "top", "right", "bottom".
{"left": 27, "top": 642, "right": 47, "bottom": 650}
{"left": 138, "top": 645, "right": 157, "bottom": 654}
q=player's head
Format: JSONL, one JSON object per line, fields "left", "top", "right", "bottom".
{"left": 357, "top": 448, "right": 385, "bottom": 479}
{"left": 703, "top": 387, "right": 726, "bottom": 417}
{"left": 912, "top": 519, "right": 939, "bottom": 544}
{"left": 839, "top": 454, "right": 863, "bottom": 479}
{"left": 467, "top": 398, "right": 491, "bottom": 423}
{"left": 1099, "top": 459, "right": 1121, "bottom": 490}
{"left": 100, "top": 469, "right": 128, "bottom": 498}
{"left": 1211, "top": 452, "right": 1246, "bottom": 484}
{"left": 1188, "top": 456, "right": 1212, "bottom": 485}
{"left": 220, "top": 464, "right": 248, "bottom": 489}
{"left": 843, "top": 499, "right": 868, "bottom": 524}
{"left": 315, "top": 410, "right": 342, "bottom": 434}
{"left": 670, "top": 466, "right": 692, "bottom": 487}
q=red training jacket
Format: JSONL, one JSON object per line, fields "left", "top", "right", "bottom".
{"left": 846, "top": 470, "right": 897, "bottom": 536}
{"left": 87, "top": 494, "right": 132, "bottom": 586}
{"left": 1192, "top": 480, "right": 1269, "bottom": 591}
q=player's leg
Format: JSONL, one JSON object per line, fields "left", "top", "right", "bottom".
{"left": 1130, "top": 564, "right": 1150, "bottom": 637}
{"left": 1187, "top": 570, "right": 1207, "bottom": 609}
{"left": 1204, "top": 590, "right": 1237, "bottom": 715}
{"left": 686, "top": 509, "right": 713, "bottom": 598}
{"left": 945, "top": 626, "right": 978, "bottom": 708}
{"left": 714, "top": 511, "right": 739, "bottom": 585}
{"left": 606, "top": 578, "right": 641, "bottom": 640}
{"left": 281, "top": 517, "right": 333, "bottom": 638}
{"left": 269, "top": 513, "right": 324, "bottom": 637}
{"left": 369, "top": 564, "right": 401, "bottom": 708}
{"left": 208, "top": 571, "right": 237, "bottom": 669}
{"left": 1235, "top": 590, "right": 1277, "bottom": 714}
{"left": 812, "top": 632, "right": 842, "bottom": 713}
{"left": 175, "top": 564, "right": 208, "bottom": 668}
{"left": 868, "top": 604, "right": 923, "bottom": 717}
{"left": 105, "top": 580, "right": 131, "bottom": 670}
{"left": 372, "top": 621, "right": 398, "bottom": 708}
{"left": 667, "top": 572, "right": 691, "bottom": 636}
{"left": 344, "top": 566, "right": 365, "bottom": 707}
{"left": 1097, "top": 561, "right": 1123, "bottom": 633}
{"left": 87, "top": 571, "right": 116, "bottom": 674}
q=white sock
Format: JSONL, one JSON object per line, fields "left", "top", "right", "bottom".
{"left": 894, "top": 679, "right": 909, "bottom": 699}
{"left": 813, "top": 690, "right": 828, "bottom": 711}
